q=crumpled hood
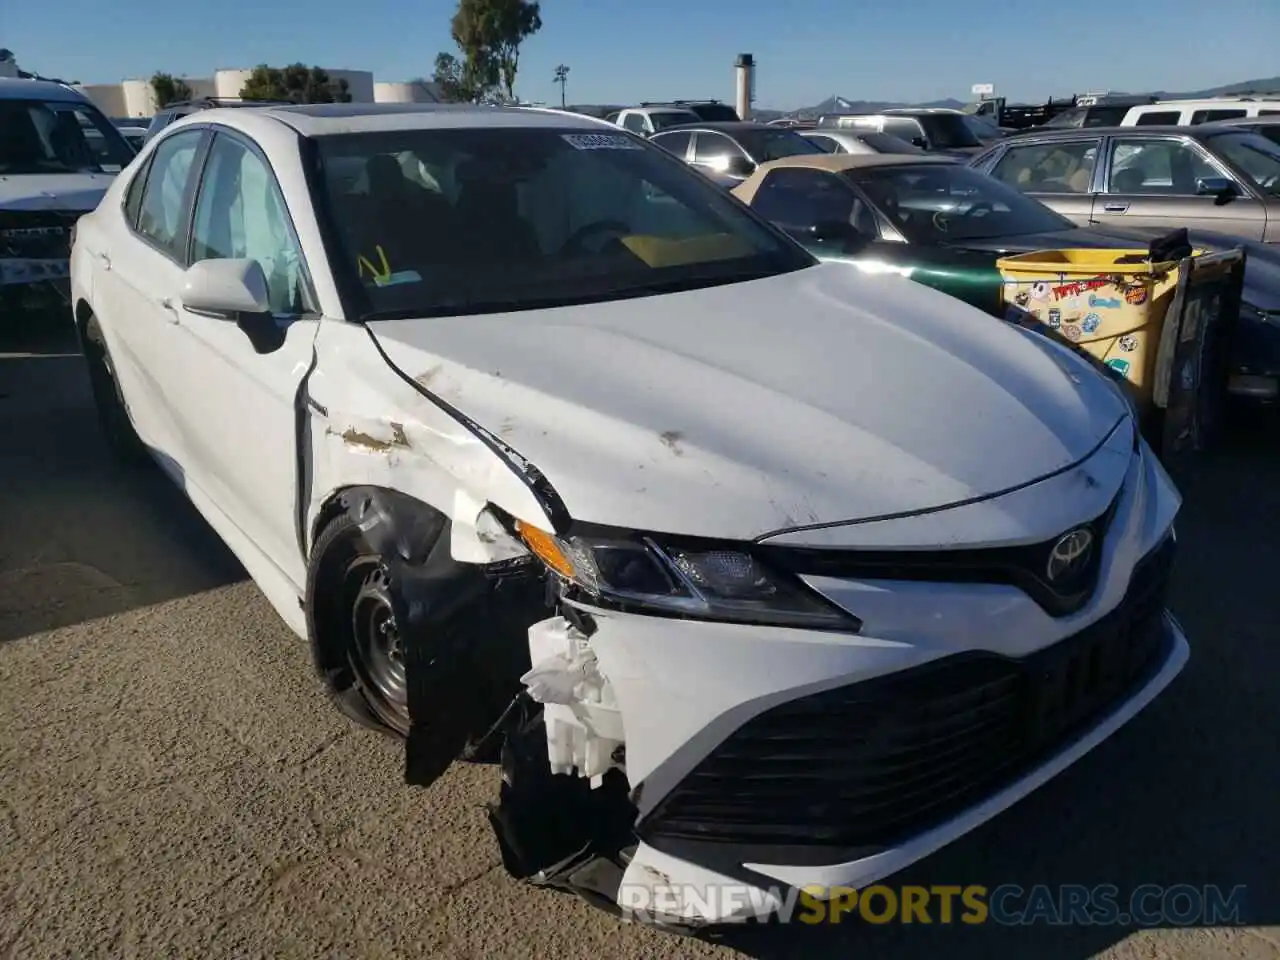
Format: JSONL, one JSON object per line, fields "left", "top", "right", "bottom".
{"left": 368, "top": 262, "right": 1127, "bottom": 542}
{"left": 0, "top": 172, "right": 113, "bottom": 214}
{"left": 952, "top": 224, "right": 1280, "bottom": 314}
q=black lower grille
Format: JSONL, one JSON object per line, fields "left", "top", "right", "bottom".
{"left": 639, "top": 534, "right": 1176, "bottom": 854}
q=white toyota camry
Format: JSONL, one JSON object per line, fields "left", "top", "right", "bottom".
{"left": 69, "top": 102, "right": 1186, "bottom": 926}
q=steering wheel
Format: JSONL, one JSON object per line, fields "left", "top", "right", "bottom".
{"left": 560, "top": 219, "right": 631, "bottom": 256}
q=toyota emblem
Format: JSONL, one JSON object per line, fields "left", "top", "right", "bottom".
{"left": 1046, "top": 528, "right": 1094, "bottom": 583}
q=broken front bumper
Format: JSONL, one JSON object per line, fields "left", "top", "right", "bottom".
{"left": 506, "top": 423, "right": 1186, "bottom": 926}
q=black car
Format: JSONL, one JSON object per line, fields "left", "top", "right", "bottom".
{"left": 143, "top": 97, "right": 291, "bottom": 143}
{"left": 732, "top": 154, "right": 1280, "bottom": 403}
{"left": 815, "top": 110, "right": 986, "bottom": 158}
{"left": 649, "top": 121, "right": 824, "bottom": 182}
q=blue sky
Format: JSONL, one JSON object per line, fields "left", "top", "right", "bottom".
{"left": 5, "top": 0, "right": 1279, "bottom": 110}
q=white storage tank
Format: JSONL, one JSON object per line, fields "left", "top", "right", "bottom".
{"left": 374, "top": 80, "right": 442, "bottom": 103}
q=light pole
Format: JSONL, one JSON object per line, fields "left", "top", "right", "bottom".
{"left": 554, "top": 64, "right": 569, "bottom": 108}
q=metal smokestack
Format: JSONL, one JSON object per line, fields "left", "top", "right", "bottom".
{"left": 734, "top": 53, "right": 754, "bottom": 121}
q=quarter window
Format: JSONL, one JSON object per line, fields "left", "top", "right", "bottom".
{"left": 1134, "top": 111, "right": 1180, "bottom": 126}
{"left": 122, "top": 156, "right": 153, "bottom": 229}
{"left": 190, "top": 134, "right": 307, "bottom": 315}
{"left": 136, "top": 129, "right": 203, "bottom": 258}
{"left": 1190, "top": 109, "right": 1247, "bottom": 124}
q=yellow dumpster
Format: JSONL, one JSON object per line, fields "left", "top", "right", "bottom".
{"left": 996, "top": 248, "right": 1194, "bottom": 406}
{"left": 996, "top": 245, "right": 1247, "bottom": 469}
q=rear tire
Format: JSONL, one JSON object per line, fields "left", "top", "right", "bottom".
{"left": 81, "top": 315, "right": 149, "bottom": 466}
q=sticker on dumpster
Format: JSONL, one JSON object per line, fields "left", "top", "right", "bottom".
{"left": 1107, "top": 358, "right": 1132, "bottom": 376}
{"left": 1123, "top": 285, "right": 1149, "bottom": 306}
{"left": 1062, "top": 324, "right": 1082, "bottom": 341}
{"left": 1048, "top": 308, "right": 1061, "bottom": 327}
{"left": 1082, "top": 313, "right": 1102, "bottom": 334}
{"left": 1089, "top": 294, "right": 1122, "bottom": 309}
{"left": 1053, "top": 277, "right": 1111, "bottom": 300}
{"left": 1029, "top": 281, "right": 1053, "bottom": 302}
{"left": 1119, "top": 334, "right": 1138, "bottom": 352}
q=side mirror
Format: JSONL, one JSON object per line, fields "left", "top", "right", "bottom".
{"left": 181, "top": 258, "right": 284, "bottom": 353}
{"left": 911, "top": 136, "right": 929, "bottom": 149}
{"left": 181, "top": 258, "right": 271, "bottom": 318}
{"left": 1195, "top": 176, "right": 1238, "bottom": 201}
{"left": 724, "top": 155, "right": 756, "bottom": 178}
{"left": 809, "top": 219, "right": 865, "bottom": 246}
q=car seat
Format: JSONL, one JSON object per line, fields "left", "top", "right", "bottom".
{"left": 453, "top": 160, "right": 541, "bottom": 260}
{"left": 1112, "top": 167, "right": 1147, "bottom": 192}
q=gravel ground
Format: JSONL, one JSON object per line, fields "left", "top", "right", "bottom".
{"left": 2, "top": 320, "right": 1279, "bottom": 959}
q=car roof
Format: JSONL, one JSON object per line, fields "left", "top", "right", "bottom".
{"left": 757, "top": 153, "right": 956, "bottom": 174}
{"left": 654, "top": 120, "right": 772, "bottom": 134}
{"left": 220, "top": 102, "right": 613, "bottom": 136}
{"left": 1000, "top": 124, "right": 1240, "bottom": 139}
{"left": 0, "top": 78, "right": 88, "bottom": 102}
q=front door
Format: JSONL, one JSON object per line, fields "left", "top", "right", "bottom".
{"left": 158, "top": 129, "right": 320, "bottom": 588}
{"left": 1091, "top": 136, "right": 1266, "bottom": 240}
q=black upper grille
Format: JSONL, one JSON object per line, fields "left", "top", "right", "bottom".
{"left": 639, "top": 533, "right": 1175, "bottom": 858}
{"left": 761, "top": 495, "right": 1122, "bottom": 618}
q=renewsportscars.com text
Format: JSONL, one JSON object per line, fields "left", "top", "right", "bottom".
{"left": 619, "top": 883, "right": 1249, "bottom": 926}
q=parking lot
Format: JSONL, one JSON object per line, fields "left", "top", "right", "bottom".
{"left": 2, "top": 318, "right": 1280, "bottom": 960}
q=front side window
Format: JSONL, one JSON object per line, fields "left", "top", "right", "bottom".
{"left": 136, "top": 129, "right": 204, "bottom": 257}
{"left": 692, "top": 132, "right": 746, "bottom": 165}
{"left": 0, "top": 97, "right": 134, "bottom": 175}
{"left": 650, "top": 111, "right": 698, "bottom": 132}
{"left": 314, "top": 127, "right": 813, "bottom": 320}
{"left": 882, "top": 117, "right": 922, "bottom": 142}
{"left": 804, "top": 134, "right": 841, "bottom": 154}
{"left": 1107, "top": 138, "right": 1222, "bottom": 194}
{"left": 191, "top": 134, "right": 307, "bottom": 314}
{"left": 1206, "top": 132, "right": 1280, "bottom": 195}
{"left": 622, "top": 114, "right": 646, "bottom": 134}
{"left": 848, "top": 162, "right": 1075, "bottom": 244}
{"left": 991, "top": 140, "right": 1099, "bottom": 194}
{"left": 915, "top": 114, "right": 983, "bottom": 149}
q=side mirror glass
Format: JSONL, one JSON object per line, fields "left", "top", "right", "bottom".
{"left": 724, "top": 155, "right": 755, "bottom": 178}
{"left": 911, "top": 136, "right": 929, "bottom": 149}
{"left": 181, "top": 258, "right": 271, "bottom": 318}
{"left": 1195, "top": 176, "right": 1238, "bottom": 200}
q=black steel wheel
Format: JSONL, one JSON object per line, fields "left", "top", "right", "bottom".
{"left": 345, "top": 556, "right": 411, "bottom": 735}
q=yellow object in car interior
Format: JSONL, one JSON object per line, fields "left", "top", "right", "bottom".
{"left": 996, "top": 248, "right": 1202, "bottom": 405}
{"left": 620, "top": 233, "right": 757, "bottom": 268}
{"left": 357, "top": 245, "right": 392, "bottom": 283}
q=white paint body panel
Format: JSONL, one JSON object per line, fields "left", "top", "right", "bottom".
{"left": 67, "top": 104, "right": 1186, "bottom": 927}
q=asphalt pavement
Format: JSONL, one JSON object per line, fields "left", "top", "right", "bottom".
{"left": 2, "top": 317, "right": 1280, "bottom": 959}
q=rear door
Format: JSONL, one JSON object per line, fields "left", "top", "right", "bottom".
{"left": 1091, "top": 135, "right": 1266, "bottom": 239}
{"left": 985, "top": 136, "right": 1102, "bottom": 225}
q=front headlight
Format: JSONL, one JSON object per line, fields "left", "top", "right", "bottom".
{"left": 516, "top": 522, "right": 861, "bottom": 633}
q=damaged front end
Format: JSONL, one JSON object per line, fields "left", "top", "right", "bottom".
{"left": 0, "top": 210, "right": 79, "bottom": 320}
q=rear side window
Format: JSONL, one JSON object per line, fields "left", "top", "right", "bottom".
{"left": 1260, "top": 110, "right": 1280, "bottom": 117}
{"left": 1191, "top": 109, "right": 1247, "bottom": 124}
{"left": 135, "top": 129, "right": 204, "bottom": 258}
{"left": 621, "top": 113, "right": 646, "bottom": 134}
{"left": 650, "top": 130, "right": 692, "bottom": 157}
{"left": 1135, "top": 111, "right": 1181, "bottom": 126}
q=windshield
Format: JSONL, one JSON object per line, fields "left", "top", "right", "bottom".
{"left": 737, "top": 127, "right": 825, "bottom": 162}
{"left": 1208, "top": 132, "right": 1280, "bottom": 195}
{"left": 314, "top": 127, "right": 814, "bottom": 319}
{"left": 915, "top": 114, "right": 983, "bottom": 149}
{"left": 0, "top": 98, "right": 134, "bottom": 174}
{"left": 847, "top": 163, "right": 1074, "bottom": 244}
{"left": 650, "top": 111, "right": 698, "bottom": 131}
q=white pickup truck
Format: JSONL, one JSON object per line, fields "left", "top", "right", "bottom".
{"left": 608, "top": 105, "right": 700, "bottom": 137}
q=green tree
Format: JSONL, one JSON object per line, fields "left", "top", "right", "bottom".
{"left": 431, "top": 52, "right": 489, "bottom": 103}
{"left": 238, "top": 63, "right": 353, "bottom": 104}
{"left": 449, "top": 0, "right": 542, "bottom": 102}
{"left": 151, "top": 72, "right": 194, "bottom": 108}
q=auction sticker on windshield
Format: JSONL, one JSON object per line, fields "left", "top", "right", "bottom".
{"left": 562, "top": 133, "right": 643, "bottom": 150}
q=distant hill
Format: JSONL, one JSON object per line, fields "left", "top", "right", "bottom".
{"left": 763, "top": 77, "right": 1280, "bottom": 120}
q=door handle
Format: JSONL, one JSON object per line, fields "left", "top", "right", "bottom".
{"left": 1102, "top": 202, "right": 1129, "bottom": 213}
{"left": 95, "top": 251, "right": 111, "bottom": 270}
{"left": 158, "top": 297, "right": 180, "bottom": 323}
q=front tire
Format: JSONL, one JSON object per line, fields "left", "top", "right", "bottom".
{"left": 81, "top": 315, "right": 148, "bottom": 466}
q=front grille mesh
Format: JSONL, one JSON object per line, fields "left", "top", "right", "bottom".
{"left": 640, "top": 535, "right": 1176, "bottom": 851}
